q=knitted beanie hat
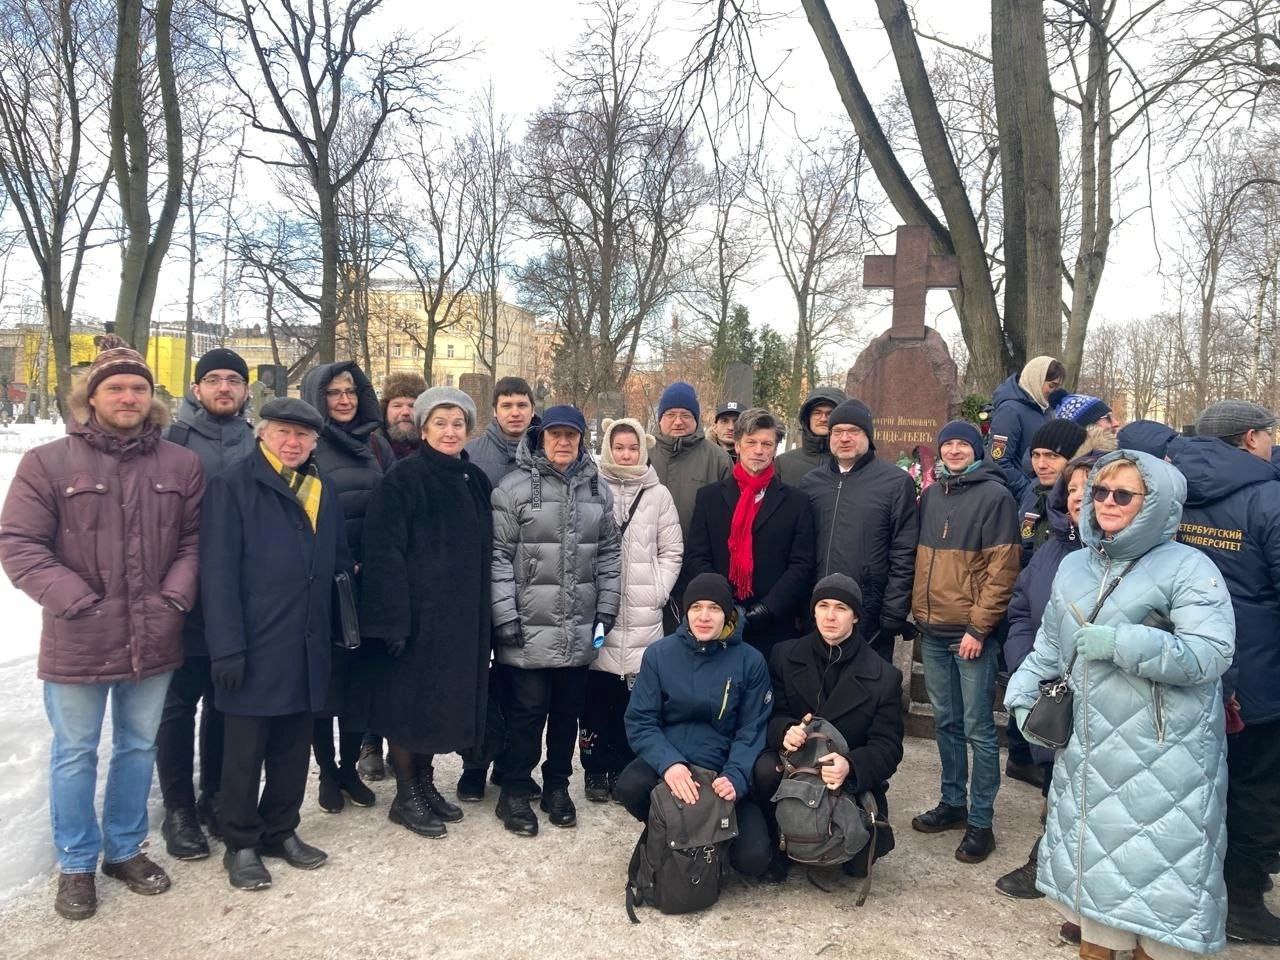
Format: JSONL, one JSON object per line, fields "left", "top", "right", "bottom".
{"left": 658, "top": 381, "right": 700, "bottom": 423}
{"left": 86, "top": 335, "right": 153, "bottom": 397}
{"left": 1055, "top": 393, "right": 1112, "bottom": 427}
{"left": 937, "top": 419, "right": 985, "bottom": 459}
{"left": 413, "top": 386, "right": 476, "bottom": 432}
{"left": 1028, "top": 419, "right": 1088, "bottom": 459}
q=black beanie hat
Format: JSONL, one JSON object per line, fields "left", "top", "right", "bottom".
{"left": 937, "top": 419, "right": 985, "bottom": 459}
{"left": 194, "top": 348, "right": 249, "bottom": 383}
{"left": 811, "top": 573, "right": 864, "bottom": 620}
{"left": 683, "top": 572, "right": 734, "bottom": 620}
{"left": 827, "top": 398, "right": 875, "bottom": 444}
{"left": 1028, "top": 419, "right": 1087, "bottom": 460}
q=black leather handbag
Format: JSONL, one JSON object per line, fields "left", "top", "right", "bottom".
{"left": 332, "top": 571, "right": 361, "bottom": 650}
{"left": 1022, "top": 561, "right": 1135, "bottom": 749}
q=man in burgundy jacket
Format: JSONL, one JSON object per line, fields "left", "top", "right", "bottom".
{"left": 0, "top": 337, "right": 204, "bottom": 921}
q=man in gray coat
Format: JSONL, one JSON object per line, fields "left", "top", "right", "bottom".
{"left": 154, "top": 348, "right": 254, "bottom": 861}
{"left": 491, "top": 404, "right": 622, "bottom": 837}
{"left": 465, "top": 376, "right": 536, "bottom": 486}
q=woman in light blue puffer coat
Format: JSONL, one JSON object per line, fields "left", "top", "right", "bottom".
{"left": 1007, "top": 450, "right": 1235, "bottom": 959}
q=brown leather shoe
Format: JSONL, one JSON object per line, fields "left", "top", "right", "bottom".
{"left": 101, "top": 853, "right": 171, "bottom": 895}
{"left": 54, "top": 872, "right": 97, "bottom": 920}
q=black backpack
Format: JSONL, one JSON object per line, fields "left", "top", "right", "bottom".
{"left": 625, "top": 764, "right": 738, "bottom": 922}
{"left": 772, "top": 717, "right": 882, "bottom": 904}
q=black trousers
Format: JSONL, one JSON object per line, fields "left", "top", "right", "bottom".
{"left": 613, "top": 758, "right": 772, "bottom": 878}
{"left": 219, "top": 713, "right": 311, "bottom": 852}
{"left": 155, "top": 655, "right": 224, "bottom": 811}
{"left": 1225, "top": 716, "right": 1280, "bottom": 893}
{"left": 579, "top": 670, "right": 634, "bottom": 777}
{"left": 496, "top": 664, "right": 588, "bottom": 795}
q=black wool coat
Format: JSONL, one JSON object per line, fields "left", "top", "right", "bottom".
{"left": 684, "top": 474, "right": 815, "bottom": 655}
{"left": 766, "top": 630, "right": 904, "bottom": 812}
{"left": 202, "top": 446, "right": 350, "bottom": 717}
{"left": 360, "top": 445, "right": 494, "bottom": 754}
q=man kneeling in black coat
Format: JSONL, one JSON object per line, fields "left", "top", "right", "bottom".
{"left": 754, "top": 574, "right": 905, "bottom": 882}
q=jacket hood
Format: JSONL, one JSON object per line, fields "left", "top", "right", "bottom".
{"left": 516, "top": 430, "right": 595, "bottom": 480}
{"left": 1081, "top": 449, "right": 1185, "bottom": 560}
{"left": 299, "top": 361, "right": 382, "bottom": 432}
{"left": 1116, "top": 419, "right": 1178, "bottom": 460}
{"left": 177, "top": 390, "right": 247, "bottom": 437}
{"left": 992, "top": 373, "right": 1041, "bottom": 413}
{"left": 674, "top": 605, "right": 746, "bottom": 652}
{"left": 599, "top": 416, "right": 653, "bottom": 480}
{"left": 1172, "top": 435, "right": 1280, "bottom": 507}
{"left": 798, "top": 387, "right": 846, "bottom": 454}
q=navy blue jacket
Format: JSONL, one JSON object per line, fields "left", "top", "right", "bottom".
{"left": 988, "top": 375, "right": 1049, "bottom": 500}
{"left": 202, "top": 446, "right": 351, "bottom": 716}
{"left": 624, "top": 614, "right": 771, "bottom": 800}
{"left": 1171, "top": 436, "right": 1280, "bottom": 724}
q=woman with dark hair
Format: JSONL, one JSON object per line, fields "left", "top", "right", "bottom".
{"left": 753, "top": 573, "right": 904, "bottom": 881}
{"left": 1008, "top": 451, "right": 1236, "bottom": 960}
{"left": 360, "top": 387, "right": 493, "bottom": 839}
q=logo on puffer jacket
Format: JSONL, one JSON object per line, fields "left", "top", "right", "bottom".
{"left": 990, "top": 434, "right": 1008, "bottom": 461}
{"left": 1021, "top": 512, "right": 1040, "bottom": 541}
{"left": 764, "top": 690, "right": 772, "bottom": 705}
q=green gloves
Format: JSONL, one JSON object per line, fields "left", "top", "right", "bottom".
{"left": 1012, "top": 705, "right": 1032, "bottom": 732}
{"left": 1074, "top": 624, "right": 1118, "bottom": 662}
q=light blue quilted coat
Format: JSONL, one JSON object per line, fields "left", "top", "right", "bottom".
{"left": 1006, "top": 450, "right": 1236, "bottom": 954}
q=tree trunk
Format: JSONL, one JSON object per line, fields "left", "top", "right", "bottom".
{"left": 317, "top": 179, "right": 339, "bottom": 364}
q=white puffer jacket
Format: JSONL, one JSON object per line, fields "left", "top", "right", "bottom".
{"left": 595, "top": 419, "right": 683, "bottom": 676}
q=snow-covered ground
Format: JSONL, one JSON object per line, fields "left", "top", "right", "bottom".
{"left": 0, "top": 422, "right": 174, "bottom": 905}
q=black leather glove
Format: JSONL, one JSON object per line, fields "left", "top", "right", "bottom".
{"left": 595, "top": 612, "right": 616, "bottom": 636}
{"left": 745, "top": 602, "right": 770, "bottom": 628}
{"left": 879, "top": 621, "right": 907, "bottom": 643}
{"left": 384, "top": 637, "right": 407, "bottom": 658}
{"left": 211, "top": 653, "right": 245, "bottom": 693}
{"left": 494, "top": 621, "right": 524, "bottom": 648}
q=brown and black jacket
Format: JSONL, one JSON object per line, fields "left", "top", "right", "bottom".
{"left": 911, "top": 459, "right": 1021, "bottom": 641}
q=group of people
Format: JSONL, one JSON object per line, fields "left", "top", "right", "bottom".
{"left": 0, "top": 339, "right": 1275, "bottom": 960}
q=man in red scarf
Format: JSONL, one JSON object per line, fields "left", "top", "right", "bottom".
{"left": 684, "top": 408, "right": 816, "bottom": 656}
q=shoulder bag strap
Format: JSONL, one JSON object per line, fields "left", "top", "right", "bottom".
{"left": 618, "top": 487, "right": 645, "bottom": 539}
{"left": 1065, "top": 558, "right": 1138, "bottom": 675}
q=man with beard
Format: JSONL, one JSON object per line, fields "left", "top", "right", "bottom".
{"left": 154, "top": 349, "right": 255, "bottom": 861}
{"left": 378, "top": 372, "right": 427, "bottom": 460}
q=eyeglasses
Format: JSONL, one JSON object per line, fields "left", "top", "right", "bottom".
{"left": 1091, "top": 485, "right": 1144, "bottom": 507}
{"left": 200, "top": 375, "right": 245, "bottom": 387}
{"left": 324, "top": 388, "right": 358, "bottom": 400}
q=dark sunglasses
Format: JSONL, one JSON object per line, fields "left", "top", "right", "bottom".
{"left": 1091, "top": 485, "right": 1143, "bottom": 507}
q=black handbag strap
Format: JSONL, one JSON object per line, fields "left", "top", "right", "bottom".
{"left": 618, "top": 487, "right": 645, "bottom": 539}
{"left": 1066, "top": 559, "right": 1137, "bottom": 674}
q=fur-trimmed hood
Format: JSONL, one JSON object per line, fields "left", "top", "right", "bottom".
{"left": 67, "top": 378, "right": 172, "bottom": 429}
{"left": 66, "top": 378, "right": 171, "bottom": 458}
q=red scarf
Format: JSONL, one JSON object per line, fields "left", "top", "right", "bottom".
{"left": 728, "top": 461, "right": 774, "bottom": 600}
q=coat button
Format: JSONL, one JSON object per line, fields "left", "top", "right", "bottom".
{"left": 65, "top": 487, "right": 73, "bottom": 494}
{"left": 95, "top": 484, "right": 104, "bottom": 490}
{"left": 155, "top": 483, "right": 163, "bottom": 490}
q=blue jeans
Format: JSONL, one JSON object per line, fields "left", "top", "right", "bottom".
{"left": 43, "top": 673, "right": 172, "bottom": 873}
{"left": 920, "top": 632, "right": 1001, "bottom": 828}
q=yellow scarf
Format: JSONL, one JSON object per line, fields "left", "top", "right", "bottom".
{"left": 260, "top": 443, "right": 322, "bottom": 532}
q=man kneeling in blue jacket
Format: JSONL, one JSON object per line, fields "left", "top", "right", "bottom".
{"left": 617, "top": 572, "right": 773, "bottom": 878}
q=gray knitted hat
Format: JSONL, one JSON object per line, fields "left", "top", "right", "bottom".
{"left": 1195, "top": 400, "right": 1275, "bottom": 439}
{"left": 412, "top": 386, "right": 476, "bottom": 432}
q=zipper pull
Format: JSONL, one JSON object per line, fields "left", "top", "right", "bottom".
{"left": 942, "top": 516, "right": 950, "bottom": 539}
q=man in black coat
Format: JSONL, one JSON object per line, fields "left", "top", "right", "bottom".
{"left": 685, "top": 407, "right": 815, "bottom": 657}
{"left": 154, "top": 348, "right": 254, "bottom": 860}
{"left": 798, "top": 398, "right": 918, "bottom": 662}
{"left": 202, "top": 398, "right": 351, "bottom": 891}
{"left": 753, "top": 574, "right": 904, "bottom": 880}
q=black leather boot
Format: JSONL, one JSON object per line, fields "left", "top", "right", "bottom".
{"left": 911, "top": 801, "right": 968, "bottom": 833}
{"left": 161, "top": 807, "right": 210, "bottom": 861}
{"left": 995, "top": 837, "right": 1043, "bottom": 898}
{"left": 388, "top": 778, "right": 447, "bottom": 838}
{"left": 417, "top": 770, "right": 463, "bottom": 823}
{"left": 539, "top": 786, "right": 577, "bottom": 828}
{"left": 495, "top": 790, "right": 539, "bottom": 836}
{"left": 955, "top": 825, "right": 996, "bottom": 863}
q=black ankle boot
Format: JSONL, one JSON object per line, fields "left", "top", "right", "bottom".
{"left": 417, "top": 771, "right": 463, "bottom": 823}
{"left": 496, "top": 790, "right": 538, "bottom": 836}
{"left": 539, "top": 786, "right": 577, "bottom": 828}
{"left": 317, "top": 762, "right": 343, "bottom": 813}
{"left": 388, "top": 779, "right": 446, "bottom": 839}
{"left": 995, "top": 837, "right": 1043, "bottom": 898}
{"left": 1227, "top": 886, "right": 1280, "bottom": 945}
{"left": 338, "top": 765, "right": 376, "bottom": 807}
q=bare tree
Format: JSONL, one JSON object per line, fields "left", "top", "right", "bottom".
{"left": 0, "top": 0, "right": 114, "bottom": 411}
{"left": 392, "top": 132, "right": 481, "bottom": 385}
{"left": 466, "top": 85, "right": 517, "bottom": 379}
{"left": 211, "top": 0, "right": 460, "bottom": 363}
{"left": 516, "top": 0, "right": 707, "bottom": 407}
{"left": 756, "top": 137, "right": 868, "bottom": 419}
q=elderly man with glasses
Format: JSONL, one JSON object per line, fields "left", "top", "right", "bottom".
{"left": 154, "top": 348, "right": 255, "bottom": 862}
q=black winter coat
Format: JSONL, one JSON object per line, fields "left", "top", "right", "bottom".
{"left": 685, "top": 474, "right": 815, "bottom": 655}
{"left": 766, "top": 630, "right": 904, "bottom": 813}
{"left": 360, "top": 445, "right": 494, "bottom": 753}
{"left": 798, "top": 451, "right": 918, "bottom": 648}
{"left": 202, "top": 446, "right": 350, "bottom": 717}
{"left": 299, "top": 361, "right": 394, "bottom": 561}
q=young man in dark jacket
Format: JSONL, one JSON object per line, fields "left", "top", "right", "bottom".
{"left": 910, "top": 420, "right": 1020, "bottom": 865}
{"left": 685, "top": 408, "right": 815, "bottom": 658}
{"left": 154, "top": 348, "right": 254, "bottom": 861}
{"left": 1017, "top": 419, "right": 1087, "bottom": 565}
{"left": 798, "top": 398, "right": 917, "bottom": 662}
{"left": 1172, "top": 401, "right": 1280, "bottom": 945}
{"left": 0, "top": 338, "right": 204, "bottom": 920}
{"left": 774, "top": 386, "right": 845, "bottom": 486}
{"left": 465, "top": 376, "right": 536, "bottom": 486}
{"left": 617, "top": 572, "right": 773, "bottom": 880}
{"left": 202, "top": 398, "right": 350, "bottom": 891}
